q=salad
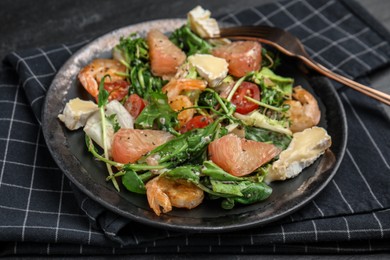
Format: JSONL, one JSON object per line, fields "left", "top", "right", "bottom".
{"left": 58, "top": 6, "right": 331, "bottom": 216}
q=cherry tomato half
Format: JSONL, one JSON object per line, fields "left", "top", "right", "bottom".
{"left": 231, "top": 81, "right": 260, "bottom": 114}
{"left": 124, "top": 93, "right": 146, "bottom": 118}
{"left": 180, "top": 115, "right": 213, "bottom": 133}
{"left": 104, "top": 80, "right": 130, "bottom": 101}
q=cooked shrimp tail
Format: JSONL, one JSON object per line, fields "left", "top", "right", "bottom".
{"left": 145, "top": 175, "right": 204, "bottom": 216}
{"left": 284, "top": 85, "right": 321, "bottom": 132}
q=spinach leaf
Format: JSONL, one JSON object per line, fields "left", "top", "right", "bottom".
{"left": 122, "top": 169, "right": 146, "bottom": 194}
{"left": 221, "top": 182, "right": 272, "bottom": 209}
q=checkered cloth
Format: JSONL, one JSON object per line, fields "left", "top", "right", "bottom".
{"left": 1, "top": 0, "right": 390, "bottom": 256}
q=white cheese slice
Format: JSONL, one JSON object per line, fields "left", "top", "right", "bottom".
{"left": 188, "top": 6, "right": 220, "bottom": 38}
{"left": 83, "top": 111, "right": 114, "bottom": 155}
{"left": 188, "top": 54, "right": 228, "bottom": 87}
{"left": 105, "top": 100, "right": 134, "bottom": 129}
{"left": 58, "top": 98, "right": 98, "bottom": 130}
{"left": 265, "top": 126, "right": 332, "bottom": 183}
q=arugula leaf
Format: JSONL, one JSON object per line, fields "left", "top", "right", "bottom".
{"left": 98, "top": 75, "right": 110, "bottom": 107}
{"left": 169, "top": 25, "right": 213, "bottom": 55}
{"left": 250, "top": 67, "right": 293, "bottom": 107}
{"left": 145, "top": 118, "right": 223, "bottom": 167}
{"left": 114, "top": 34, "right": 165, "bottom": 98}
{"left": 135, "top": 92, "right": 179, "bottom": 134}
{"left": 245, "top": 125, "right": 292, "bottom": 150}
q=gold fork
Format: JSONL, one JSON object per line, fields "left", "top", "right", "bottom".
{"left": 214, "top": 25, "right": 390, "bottom": 106}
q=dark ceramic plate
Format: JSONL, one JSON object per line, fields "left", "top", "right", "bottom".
{"left": 42, "top": 19, "right": 347, "bottom": 232}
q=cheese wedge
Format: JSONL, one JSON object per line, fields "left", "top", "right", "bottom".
{"left": 58, "top": 98, "right": 98, "bottom": 130}
{"left": 188, "top": 6, "right": 220, "bottom": 38}
{"left": 188, "top": 54, "right": 228, "bottom": 87}
{"left": 265, "top": 127, "right": 332, "bottom": 183}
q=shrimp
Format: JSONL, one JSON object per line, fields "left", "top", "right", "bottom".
{"left": 162, "top": 78, "right": 207, "bottom": 100}
{"left": 78, "top": 59, "right": 128, "bottom": 101}
{"left": 145, "top": 175, "right": 204, "bottom": 216}
{"left": 284, "top": 85, "right": 321, "bottom": 133}
{"left": 162, "top": 78, "right": 207, "bottom": 126}
{"left": 169, "top": 95, "right": 195, "bottom": 126}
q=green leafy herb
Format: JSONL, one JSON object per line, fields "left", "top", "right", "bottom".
{"left": 221, "top": 182, "right": 272, "bottom": 209}
{"left": 135, "top": 92, "right": 179, "bottom": 135}
{"left": 122, "top": 169, "right": 146, "bottom": 194}
{"left": 144, "top": 118, "right": 223, "bottom": 168}
{"left": 245, "top": 125, "right": 292, "bottom": 150}
{"left": 170, "top": 24, "right": 213, "bottom": 55}
{"left": 113, "top": 34, "right": 165, "bottom": 98}
{"left": 96, "top": 75, "right": 119, "bottom": 191}
{"left": 98, "top": 75, "right": 110, "bottom": 108}
{"left": 250, "top": 67, "right": 293, "bottom": 107}
{"left": 106, "top": 114, "right": 120, "bottom": 133}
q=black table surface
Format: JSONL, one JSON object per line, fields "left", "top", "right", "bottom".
{"left": 1, "top": 0, "right": 390, "bottom": 259}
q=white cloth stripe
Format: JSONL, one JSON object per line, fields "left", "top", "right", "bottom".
{"left": 346, "top": 149, "right": 384, "bottom": 208}
{"left": 329, "top": 41, "right": 387, "bottom": 70}
{"left": 284, "top": 0, "right": 335, "bottom": 32}
{"left": 11, "top": 53, "right": 48, "bottom": 92}
{"left": 332, "top": 180, "right": 354, "bottom": 214}
{"left": 14, "top": 45, "right": 76, "bottom": 64}
{"left": 0, "top": 225, "right": 103, "bottom": 235}
{"left": 302, "top": 14, "right": 356, "bottom": 51}
{"left": 0, "top": 138, "right": 47, "bottom": 146}
{"left": 30, "top": 94, "right": 45, "bottom": 107}
{"left": 0, "top": 101, "right": 29, "bottom": 108}
{"left": 245, "top": 226, "right": 390, "bottom": 238}
{"left": 61, "top": 44, "right": 73, "bottom": 55}
{"left": 38, "top": 48, "right": 57, "bottom": 73}
{"left": 80, "top": 198, "right": 97, "bottom": 222}
{"left": 0, "top": 84, "right": 19, "bottom": 188}
{"left": 312, "top": 200, "right": 325, "bottom": 217}
{"left": 54, "top": 173, "right": 65, "bottom": 243}
{"left": 0, "top": 160, "right": 60, "bottom": 170}
{"left": 0, "top": 84, "right": 17, "bottom": 87}
{"left": 281, "top": 224, "right": 286, "bottom": 243}
{"left": 302, "top": 0, "right": 388, "bottom": 63}
{"left": 343, "top": 217, "right": 351, "bottom": 240}
{"left": 341, "top": 92, "right": 390, "bottom": 170}
{"left": 21, "top": 130, "right": 41, "bottom": 241}
{"left": 275, "top": 1, "right": 372, "bottom": 71}
{"left": 223, "top": 13, "right": 242, "bottom": 25}
{"left": 310, "top": 26, "right": 369, "bottom": 58}
{"left": 312, "top": 220, "right": 318, "bottom": 241}
{"left": 87, "top": 222, "right": 92, "bottom": 245}
{"left": 372, "top": 212, "right": 384, "bottom": 239}
{"left": 21, "top": 72, "right": 56, "bottom": 91}
{"left": 1, "top": 182, "right": 72, "bottom": 193}
{"left": 0, "top": 204, "right": 83, "bottom": 216}
{"left": 249, "top": 0, "right": 296, "bottom": 26}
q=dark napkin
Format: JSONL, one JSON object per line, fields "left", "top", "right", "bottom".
{"left": 1, "top": 0, "right": 390, "bottom": 256}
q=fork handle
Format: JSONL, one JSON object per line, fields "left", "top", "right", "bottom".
{"left": 301, "top": 57, "right": 390, "bottom": 106}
